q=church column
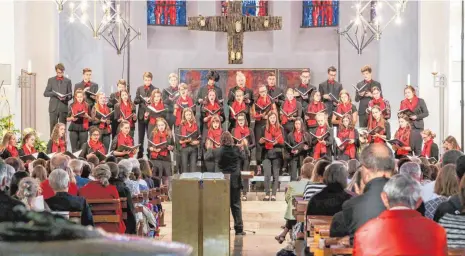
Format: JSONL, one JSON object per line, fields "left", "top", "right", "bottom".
{"left": 418, "top": 1, "right": 450, "bottom": 147}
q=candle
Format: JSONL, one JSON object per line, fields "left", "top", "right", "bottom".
{"left": 407, "top": 74, "right": 410, "bottom": 85}
{"left": 27, "top": 60, "right": 32, "bottom": 73}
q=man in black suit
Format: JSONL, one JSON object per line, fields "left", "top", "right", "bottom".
{"left": 318, "top": 66, "right": 343, "bottom": 123}
{"left": 45, "top": 169, "right": 94, "bottom": 227}
{"left": 295, "top": 69, "right": 316, "bottom": 114}
{"left": 134, "top": 72, "right": 157, "bottom": 158}
{"left": 330, "top": 143, "right": 394, "bottom": 242}
{"left": 43, "top": 63, "right": 73, "bottom": 134}
{"left": 227, "top": 71, "right": 254, "bottom": 108}
{"left": 0, "top": 160, "right": 25, "bottom": 222}
{"left": 74, "top": 68, "right": 99, "bottom": 113}
{"left": 355, "top": 65, "right": 382, "bottom": 127}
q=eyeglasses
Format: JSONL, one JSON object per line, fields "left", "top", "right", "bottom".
{"left": 91, "top": 133, "right": 100, "bottom": 137}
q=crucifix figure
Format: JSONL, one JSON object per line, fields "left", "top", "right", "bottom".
{"left": 188, "top": 0, "right": 282, "bottom": 64}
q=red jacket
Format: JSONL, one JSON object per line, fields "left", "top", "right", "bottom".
{"left": 353, "top": 209, "right": 447, "bottom": 256}
{"left": 78, "top": 181, "right": 126, "bottom": 234}
{"left": 40, "top": 180, "right": 78, "bottom": 200}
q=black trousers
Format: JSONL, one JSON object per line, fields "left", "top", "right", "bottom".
{"left": 101, "top": 133, "right": 111, "bottom": 153}
{"left": 69, "top": 131, "right": 88, "bottom": 152}
{"left": 180, "top": 146, "right": 198, "bottom": 173}
{"left": 49, "top": 111, "right": 67, "bottom": 134}
{"left": 285, "top": 219, "right": 297, "bottom": 230}
{"left": 263, "top": 157, "right": 282, "bottom": 196}
{"left": 137, "top": 119, "right": 148, "bottom": 158}
{"left": 359, "top": 113, "right": 368, "bottom": 128}
{"left": 240, "top": 151, "right": 251, "bottom": 194}
{"left": 230, "top": 180, "right": 243, "bottom": 232}
{"left": 254, "top": 121, "right": 266, "bottom": 165}
{"left": 111, "top": 119, "right": 118, "bottom": 139}
{"left": 289, "top": 156, "right": 301, "bottom": 181}
{"left": 151, "top": 159, "right": 172, "bottom": 177}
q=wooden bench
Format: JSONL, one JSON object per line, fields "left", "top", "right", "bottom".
{"left": 292, "top": 196, "right": 308, "bottom": 222}
{"left": 86, "top": 198, "right": 122, "bottom": 232}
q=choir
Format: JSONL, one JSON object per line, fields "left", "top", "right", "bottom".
{"left": 4, "top": 63, "right": 462, "bottom": 201}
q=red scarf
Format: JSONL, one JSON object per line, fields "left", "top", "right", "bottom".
{"left": 175, "top": 96, "right": 194, "bottom": 126}
{"left": 255, "top": 96, "right": 271, "bottom": 121}
{"left": 71, "top": 101, "right": 89, "bottom": 130}
{"left": 207, "top": 84, "right": 215, "bottom": 91}
{"left": 231, "top": 100, "right": 246, "bottom": 120}
{"left": 313, "top": 126, "right": 328, "bottom": 159}
{"left": 144, "top": 85, "right": 151, "bottom": 91}
{"left": 237, "top": 86, "right": 246, "bottom": 92}
{"left": 51, "top": 138, "right": 66, "bottom": 153}
{"left": 281, "top": 99, "right": 297, "bottom": 124}
{"left": 337, "top": 102, "right": 352, "bottom": 115}
{"left": 180, "top": 122, "right": 197, "bottom": 148}
{"left": 400, "top": 96, "right": 419, "bottom": 112}
{"left": 264, "top": 124, "right": 283, "bottom": 150}
{"left": 89, "top": 139, "right": 106, "bottom": 154}
{"left": 370, "top": 97, "right": 386, "bottom": 111}
{"left": 117, "top": 132, "right": 134, "bottom": 157}
{"left": 327, "top": 80, "right": 335, "bottom": 85}
{"left": 234, "top": 125, "right": 250, "bottom": 140}
{"left": 56, "top": 76, "right": 63, "bottom": 81}
{"left": 204, "top": 101, "right": 221, "bottom": 124}
{"left": 300, "top": 83, "right": 308, "bottom": 89}
{"left": 207, "top": 128, "right": 222, "bottom": 149}
{"left": 97, "top": 104, "right": 111, "bottom": 133}
{"left": 367, "top": 119, "right": 385, "bottom": 144}
{"left": 338, "top": 128, "right": 356, "bottom": 159}
{"left": 294, "top": 130, "right": 303, "bottom": 143}
{"left": 421, "top": 139, "right": 433, "bottom": 157}
{"left": 307, "top": 101, "right": 325, "bottom": 126}
{"left": 395, "top": 127, "right": 411, "bottom": 156}
{"left": 151, "top": 131, "right": 168, "bottom": 159}
{"left": 6, "top": 145, "right": 18, "bottom": 158}
{"left": 120, "top": 101, "right": 134, "bottom": 127}
{"left": 22, "top": 144, "right": 36, "bottom": 155}
{"left": 149, "top": 101, "right": 165, "bottom": 125}
{"left": 84, "top": 81, "right": 91, "bottom": 87}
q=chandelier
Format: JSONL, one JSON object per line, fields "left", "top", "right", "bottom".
{"left": 54, "top": 0, "right": 68, "bottom": 13}
{"left": 338, "top": 0, "right": 408, "bottom": 54}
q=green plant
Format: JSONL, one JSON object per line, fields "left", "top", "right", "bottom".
{"left": 22, "top": 128, "right": 47, "bottom": 152}
{"left": 0, "top": 115, "right": 20, "bottom": 142}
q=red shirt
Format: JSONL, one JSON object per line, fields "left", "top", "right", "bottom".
{"left": 40, "top": 179, "right": 78, "bottom": 200}
{"left": 353, "top": 209, "right": 447, "bottom": 256}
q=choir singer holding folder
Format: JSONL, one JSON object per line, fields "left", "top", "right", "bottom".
{"left": 43, "top": 63, "right": 73, "bottom": 134}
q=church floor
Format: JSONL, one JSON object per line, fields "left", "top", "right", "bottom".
{"left": 159, "top": 193, "right": 288, "bottom": 256}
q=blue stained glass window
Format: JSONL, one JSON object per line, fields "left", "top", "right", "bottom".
{"left": 221, "top": 0, "right": 268, "bottom": 16}
{"left": 302, "top": 0, "right": 339, "bottom": 28}
{"left": 147, "top": 0, "right": 187, "bottom": 26}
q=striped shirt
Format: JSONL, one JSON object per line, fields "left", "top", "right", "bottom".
{"left": 439, "top": 213, "right": 465, "bottom": 248}
{"left": 303, "top": 182, "right": 326, "bottom": 201}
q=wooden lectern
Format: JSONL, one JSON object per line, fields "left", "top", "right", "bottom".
{"left": 172, "top": 173, "right": 230, "bottom": 256}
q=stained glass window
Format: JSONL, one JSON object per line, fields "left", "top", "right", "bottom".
{"left": 221, "top": 0, "right": 268, "bottom": 16}
{"left": 147, "top": 0, "right": 187, "bottom": 26}
{"left": 302, "top": 0, "right": 339, "bottom": 28}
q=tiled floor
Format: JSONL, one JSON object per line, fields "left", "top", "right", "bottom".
{"left": 159, "top": 197, "right": 289, "bottom": 256}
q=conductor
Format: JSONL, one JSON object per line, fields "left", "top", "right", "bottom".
{"left": 207, "top": 131, "right": 246, "bottom": 236}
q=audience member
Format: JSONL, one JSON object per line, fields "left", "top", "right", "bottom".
{"left": 46, "top": 169, "right": 94, "bottom": 227}
{"left": 429, "top": 164, "right": 440, "bottom": 181}
{"left": 399, "top": 162, "right": 422, "bottom": 182}
{"left": 353, "top": 174, "right": 447, "bottom": 255}
{"left": 86, "top": 154, "right": 100, "bottom": 167}
{"left": 437, "top": 175, "right": 465, "bottom": 248}
{"left": 303, "top": 160, "right": 330, "bottom": 200}
{"left": 133, "top": 167, "right": 148, "bottom": 191}
{"left": 330, "top": 143, "right": 394, "bottom": 240}
{"left": 5, "top": 157, "right": 24, "bottom": 172}
{"left": 118, "top": 160, "right": 140, "bottom": 196}
{"left": 0, "top": 160, "right": 24, "bottom": 222}
{"left": 105, "top": 155, "right": 117, "bottom": 163}
{"left": 32, "top": 159, "right": 47, "bottom": 168}
{"left": 31, "top": 165, "right": 48, "bottom": 182}
{"left": 78, "top": 164, "right": 126, "bottom": 234}
{"left": 306, "top": 162, "right": 352, "bottom": 216}
{"left": 9, "top": 171, "right": 29, "bottom": 198}
{"left": 347, "top": 170, "right": 364, "bottom": 196}
{"left": 40, "top": 165, "right": 78, "bottom": 200}
{"left": 425, "top": 164, "right": 458, "bottom": 219}
{"left": 69, "top": 159, "right": 89, "bottom": 189}
{"left": 434, "top": 162, "right": 465, "bottom": 221}
{"left": 49, "top": 154, "right": 69, "bottom": 171}
{"left": 16, "top": 177, "right": 48, "bottom": 211}
{"left": 396, "top": 157, "right": 411, "bottom": 171}
{"left": 302, "top": 157, "right": 314, "bottom": 165}
{"left": 419, "top": 163, "right": 432, "bottom": 184}
{"left": 81, "top": 162, "right": 92, "bottom": 179}
{"left": 347, "top": 159, "right": 360, "bottom": 181}
{"left": 139, "top": 159, "right": 154, "bottom": 189}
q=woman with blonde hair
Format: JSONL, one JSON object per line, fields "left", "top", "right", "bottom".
{"left": 311, "top": 112, "right": 333, "bottom": 160}
{"left": 91, "top": 92, "right": 113, "bottom": 151}
{"left": 443, "top": 135, "right": 461, "bottom": 152}
{"left": 0, "top": 132, "right": 19, "bottom": 159}
{"left": 149, "top": 117, "right": 174, "bottom": 185}
{"left": 47, "top": 123, "right": 67, "bottom": 154}
{"left": 67, "top": 89, "right": 91, "bottom": 152}
{"left": 31, "top": 165, "right": 48, "bottom": 182}
{"left": 421, "top": 129, "right": 439, "bottom": 161}
{"left": 144, "top": 89, "right": 167, "bottom": 134}
{"left": 177, "top": 108, "right": 199, "bottom": 173}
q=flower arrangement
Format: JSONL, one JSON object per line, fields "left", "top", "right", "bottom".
{"left": 0, "top": 115, "right": 20, "bottom": 143}
{"left": 22, "top": 128, "right": 47, "bottom": 152}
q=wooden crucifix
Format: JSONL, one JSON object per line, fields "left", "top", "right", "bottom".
{"left": 188, "top": 0, "right": 282, "bottom": 64}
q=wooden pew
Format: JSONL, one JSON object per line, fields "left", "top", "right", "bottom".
{"left": 86, "top": 198, "right": 122, "bottom": 233}
{"left": 292, "top": 196, "right": 308, "bottom": 222}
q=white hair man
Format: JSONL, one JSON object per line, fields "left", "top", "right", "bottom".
{"left": 69, "top": 159, "right": 89, "bottom": 189}
{"left": 399, "top": 162, "right": 422, "bottom": 182}
{"left": 353, "top": 174, "right": 447, "bottom": 255}
{"left": 118, "top": 160, "right": 139, "bottom": 196}
{"left": 45, "top": 169, "right": 94, "bottom": 227}
{"left": 0, "top": 160, "right": 24, "bottom": 222}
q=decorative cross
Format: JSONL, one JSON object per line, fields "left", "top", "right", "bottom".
{"left": 188, "top": 0, "right": 282, "bottom": 64}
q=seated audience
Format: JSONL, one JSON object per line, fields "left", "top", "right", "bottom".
{"left": 303, "top": 160, "right": 330, "bottom": 200}
{"left": 139, "top": 159, "right": 155, "bottom": 189}
{"left": 399, "top": 162, "right": 422, "bottom": 182}
{"left": 0, "top": 160, "right": 24, "bottom": 222}
{"left": 436, "top": 175, "right": 465, "bottom": 248}
{"left": 347, "top": 159, "right": 360, "bottom": 181}
{"left": 4, "top": 164, "right": 15, "bottom": 194}
{"left": 31, "top": 165, "right": 48, "bottom": 182}
{"left": 429, "top": 164, "right": 439, "bottom": 181}
{"left": 86, "top": 154, "right": 100, "bottom": 167}
{"left": 133, "top": 168, "right": 149, "bottom": 191}
{"left": 422, "top": 150, "right": 464, "bottom": 203}
{"left": 5, "top": 157, "right": 24, "bottom": 172}
{"left": 330, "top": 143, "right": 394, "bottom": 240}
{"left": 306, "top": 162, "right": 352, "bottom": 216}
{"left": 9, "top": 171, "right": 29, "bottom": 198}
{"left": 32, "top": 159, "right": 47, "bottom": 168}
{"left": 46, "top": 169, "right": 94, "bottom": 227}
{"left": 118, "top": 160, "right": 140, "bottom": 196}
{"left": 353, "top": 174, "right": 447, "bottom": 255}
{"left": 275, "top": 163, "right": 313, "bottom": 244}
{"left": 347, "top": 170, "right": 364, "bottom": 196}
{"left": 69, "top": 159, "right": 89, "bottom": 189}
{"left": 107, "top": 162, "right": 137, "bottom": 234}
{"left": 419, "top": 163, "right": 432, "bottom": 184}
{"left": 81, "top": 162, "right": 92, "bottom": 179}
{"left": 425, "top": 164, "right": 458, "bottom": 219}
{"left": 79, "top": 164, "right": 126, "bottom": 234}
{"left": 16, "top": 177, "right": 48, "bottom": 211}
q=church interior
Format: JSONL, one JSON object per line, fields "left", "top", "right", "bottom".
{"left": 0, "top": 0, "right": 465, "bottom": 255}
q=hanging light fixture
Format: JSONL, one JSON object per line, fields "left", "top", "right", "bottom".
{"left": 338, "top": 0, "right": 408, "bottom": 54}
{"left": 67, "top": 0, "right": 113, "bottom": 38}
{"left": 54, "top": 0, "right": 68, "bottom": 13}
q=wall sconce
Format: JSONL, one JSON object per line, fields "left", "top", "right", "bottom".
{"left": 230, "top": 51, "right": 236, "bottom": 60}
{"left": 235, "top": 52, "right": 241, "bottom": 60}
{"left": 264, "top": 18, "right": 269, "bottom": 28}
{"left": 432, "top": 61, "right": 447, "bottom": 88}
{"left": 235, "top": 21, "right": 242, "bottom": 32}
{"left": 198, "top": 16, "right": 205, "bottom": 27}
